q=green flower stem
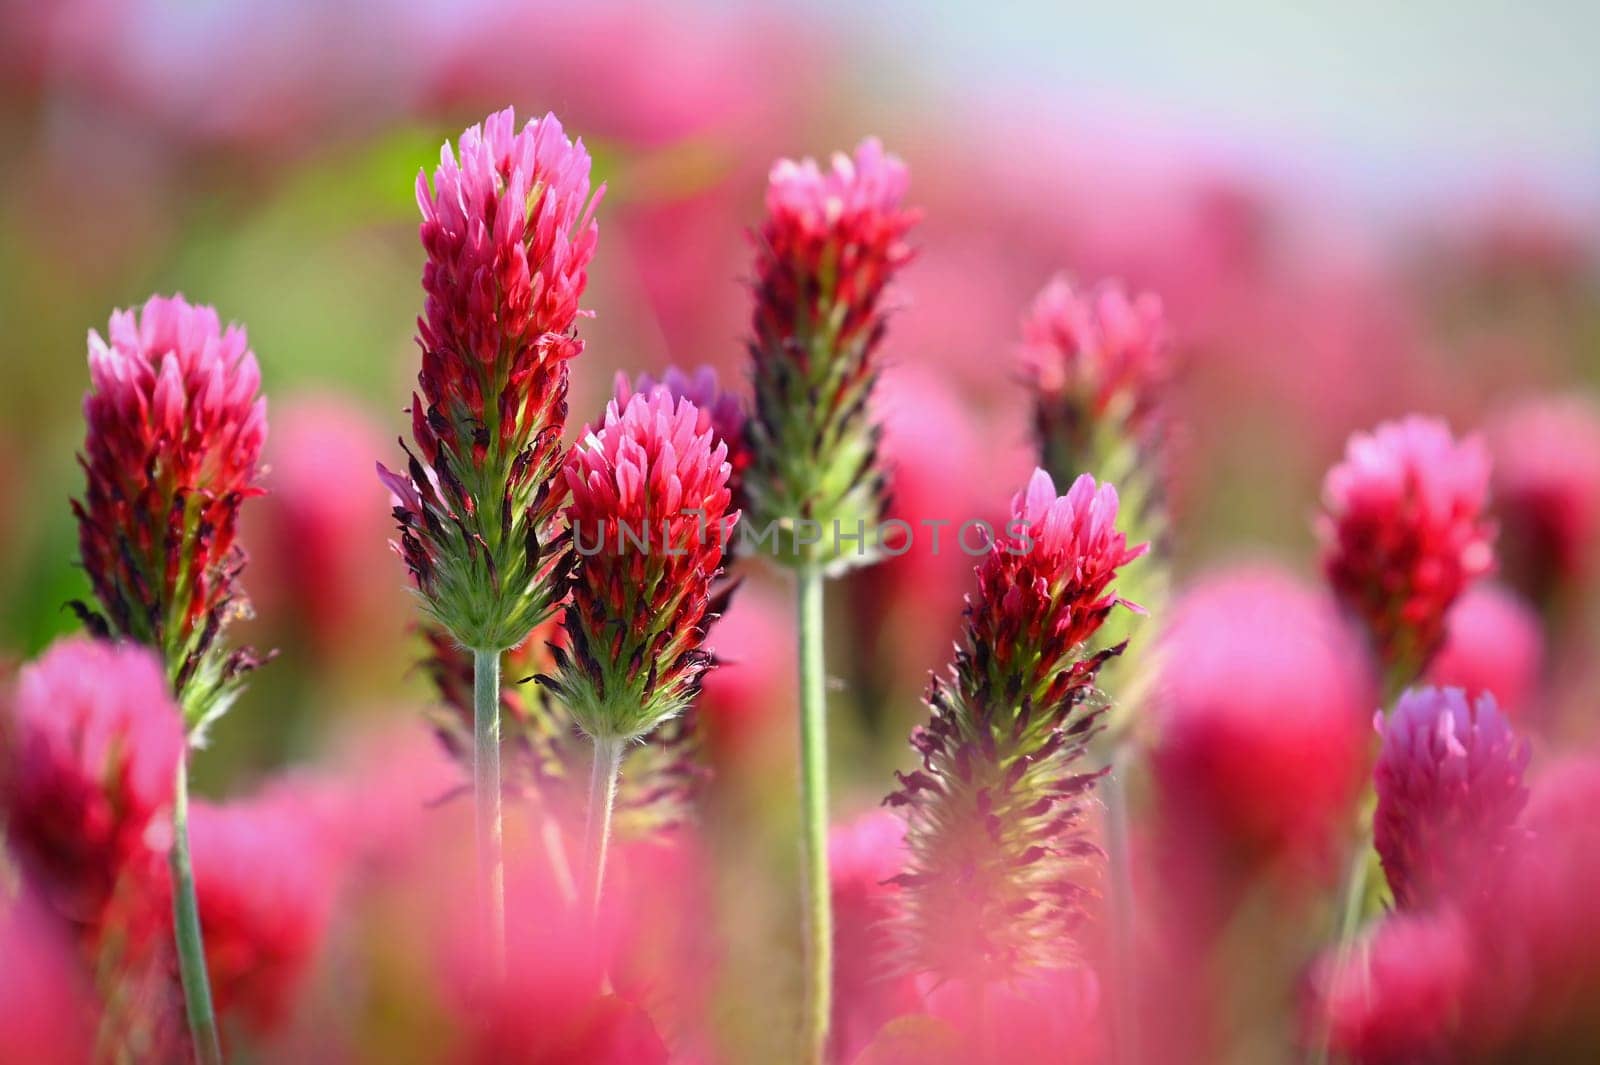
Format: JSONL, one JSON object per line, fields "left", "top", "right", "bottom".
{"left": 1311, "top": 806, "right": 1379, "bottom": 1065}
{"left": 1102, "top": 749, "right": 1139, "bottom": 1065}
{"left": 170, "top": 757, "right": 222, "bottom": 1065}
{"left": 796, "top": 563, "right": 832, "bottom": 1064}
{"left": 472, "top": 647, "right": 506, "bottom": 981}
{"left": 582, "top": 733, "right": 624, "bottom": 920}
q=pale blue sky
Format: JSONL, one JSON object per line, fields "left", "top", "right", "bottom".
{"left": 801, "top": 0, "right": 1599, "bottom": 209}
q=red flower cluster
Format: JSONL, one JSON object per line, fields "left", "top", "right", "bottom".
{"left": 1319, "top": 416, "right": 1494, "bottom": 684}
{"left": 886, "top": 469, "right": 1144, "bottom": 982}
{"left": 1373, "top": 687, "right": 1530, "bottom": 910}
{"left": 382, "top": 108, "right": 602, "bottom": 652}
{"left": 545, "top": 390, "right": 737, "bottom": 741}
{"left": 0, "top": 637, "right": 184, "bottom": 927}
{"left": 73, "top": 294, "right": 268, "bottom": 716}
{"left": 1020, "top": 276, "right": 1170, "bottom": 485}
{"left": 964, "top": 470, "right": 1148, "bottom": 707}
{"left": 746, "top": 138, "right": 918, "bottom": 566}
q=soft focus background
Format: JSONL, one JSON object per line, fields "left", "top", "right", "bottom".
{"left": 1, "top": 2, "right": 1597, "bottom": 1062}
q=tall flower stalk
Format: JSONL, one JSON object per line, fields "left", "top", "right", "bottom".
{"left": 379, "top": 108, "right": 601, "bottom": 975}
{"left": 540, "top": 390, "right": 737, "bottom": 921}
{"left": 885, "top": 470, "right": 1145, "bottom": 988}
{"left": 744, "top": 138, "right": 917, "bottom": 1062}
{"left": 73, "top": 295, "right": 271, "bottom": 1065}
{"left": 1310, "top": 416, "right": 1494, "bottom": 1065}
{"left": 1019, "top": 275, "right": 1171, "bottom": 1062}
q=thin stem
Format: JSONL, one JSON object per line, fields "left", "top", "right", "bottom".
{"left": 170, "top": 758, "right": 222, "bottom": 1065}
{"left": 1310, "top": 823, "right": 1376, "bottom": 1065}
{"left": 1102, "top": 750, "right": 1140, "bottom": 1065}
{"left": 582, "top": 734, "right": 624, "bottom": 919}
{"left": 472, "top": 647, "right": 506, "bottom": 982}
{"left": 796, "top": 563, "right": 832, "bottom": 1065}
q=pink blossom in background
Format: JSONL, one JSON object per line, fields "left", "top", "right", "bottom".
{"left": 1019, "top": 276, "right": 1170, "bottom": 436}
{"left": 1373, "top": 687, "right": 1530, "bottom": 910}
{"left": 1319, "top": 416, "right": 1495, "bottom": 682}
{"left": 696, "top": 583, "right": 794, "bottom": 759}
{"left": 828, "top": 810, "right": 920, "bottom": 1061}
{"left": 0, "top": 637, "right": 184, "bottom": 927}
{"left": 1426, "top": 582, "right": 1544, "bottom": 720}
{"left": 245, "top": 395, "right": 405, "bottom": 659}
{"left": 1309, "top": 907, "right": 1472, "bottom": 1065}
{"left": 0, "top": 895, "right": 93, "bottom": 1065}
{"left": 188, "top": 785, "right": 345, "bottom": 1037}
{"left": 922, "top": 966, "right": 1103, "bottom": 1064}
{"left": 1488, "top": 394, "right": 1600, "bottom": 601}
{"left": 1152, "top": 564, "right": 1372, "bottom": 871}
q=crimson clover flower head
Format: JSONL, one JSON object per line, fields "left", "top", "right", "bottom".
{"left": 1374, "top": 686, "right": 1530, "bottom": 910}
{"left": 1020, "top": 276, "right": 1171, "bottom": 492}
{"left": 1, "top": 637, "right": 184, "bottom": 927}
{"left": 542, "top": 390, "right": 738, "bottom": 743}
{"left": 1319, "top": 416, "right": 1495, "bottom": 683}
{"left": 613, "top": 366, "right": 750, "bottom": 513}
{"left": 745, "top": 138, "right": 918, "bottom": 569}
{"left": 380, "top": 108, "right": 603, "bottom": 652}
{"left": 73, "top": 294, "right": 269, "bottom": 723}
{"left": 423, "top": 624, "right": 707, "bottom": 837}
{"left": 1488, "top": 394, "right": 1600, "bottom": 598}
{"left": 885, "top": 469, "right": 1145, "bottom": 983}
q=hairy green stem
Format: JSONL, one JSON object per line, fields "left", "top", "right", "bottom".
{"left": 582, "top": 734, "right": 624, "bottom": 920}
{"left": 796, "top": 564, "right": 832, "bottom": 1064}
{"left": 1102, "top": 752, "right": 1140, "bottom": 1065}
{"left": 170, "top": 758, "right": 222, "bottom": 1065}
{"left": 473, "top": 647, "right": 506, "bottom": 981}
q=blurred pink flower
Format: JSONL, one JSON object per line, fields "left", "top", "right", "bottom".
{"left": 1020, "top": 276, "right": 1170, "bottom": 466}
{"left": 1309, "top": 907, "right": 1472, "bottom": 1065}
{"left": 1319, "top": 416, "right": 1495, "bottom": 684}
{"left": 1373, "top": 687, "right": 1529, "bottom": 910}
{"left": 1152, "top": 564, "right": 1373, "bottom": 870}
{"left": 0, "top": 895, "right": 94, "bottom": 1065}
{"left": 1488, "top": 394, "right": 1600, "bottom": 600}
{"left": 696, "top": 583, "right": 794, "bottom": 758}
{"left": 245, "top": 395, "right": 405, "bottom": 659}
{"left": 188, "top": 785, "right": 344, "bottom": 1037}
{"left": 828, "top": 810, "right": 919, "bottom": 1061}
{"left": 1, "top": 637, "right": 183, "bottom": 927}
{"left": 1426, "top": 582, "right": 1543, "bottom": 720}
{"left": 922, "top": 966, "right": 1102, "bottom": 1064}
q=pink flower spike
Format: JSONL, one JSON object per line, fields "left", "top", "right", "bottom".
{"left": 1318, "top": 415, "right": 1495, "bottom": 685}
{"left": 74, "top": 294, "right": 269, "bottom": 716}
{"left": 386, "top": 108, "right": 603, "bottom": 652}
{"left": 746, "top": 137, "right": 919, "bottom": 568}
{"left": 547, "top": 390, "right": 738, "bottom": 741}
